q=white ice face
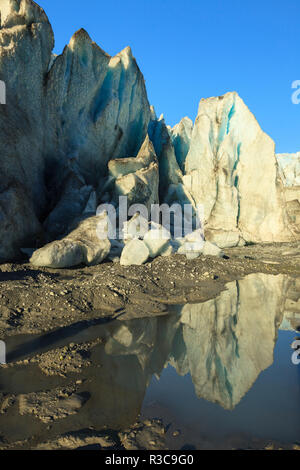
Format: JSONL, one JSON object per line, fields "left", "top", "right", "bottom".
{"left": 0, "top": 0, "right": 299, "bottom": 264}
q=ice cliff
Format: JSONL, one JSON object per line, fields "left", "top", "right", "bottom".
{"left": 277, "top": 152, "right": 300, "bottom": 187}
{"left": 0, "top": 0, "right": 299, "bottom": 263}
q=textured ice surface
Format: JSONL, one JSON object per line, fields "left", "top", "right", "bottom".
{"left": 0, "top": 0, "right": 150, "bottom": 261}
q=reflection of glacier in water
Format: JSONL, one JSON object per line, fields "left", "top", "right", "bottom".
{"left": 1, "top": 272, "right": 299, "bottom": 448}
{"left": 106, "top": 274, "right": 287, "bottom": 410}
{"left": 99, "top": 273, "right": 300, "bottom": 443}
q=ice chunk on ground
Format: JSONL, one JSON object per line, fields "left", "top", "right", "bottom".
{"left": 202, "top": 241, "right": 223, "bottom": 257}
{"left": 30, "top": 215, "right": 111, "bottom": 268}
{"left": 175, "top": 231, "right": 222, "bottom": 259}
{"left": 185, "top": 251, "right": 201, "bottom": 260}
{"left": 143, "top": 224, "right": 171, "bottom": 258}
{"left": 176, "top": 229, "right": 204, "bottom": 259}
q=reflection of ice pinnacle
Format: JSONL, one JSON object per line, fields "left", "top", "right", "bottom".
{"left": 0, "top": 340, "right": 6, "bottom": 364}
{"left": 0, "top": 80, "right": 6, "bottom": 104}
{"left": 169, "top": 273, "right": 289, "bottom": 410}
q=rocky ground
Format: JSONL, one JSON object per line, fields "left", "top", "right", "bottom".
{"left": 1, "top": 242, "right": 300, "bottom": 450}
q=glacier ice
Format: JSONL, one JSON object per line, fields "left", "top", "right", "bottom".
{"left": 276, "top": 152, "right": 300, "bottom": 228}
{"left": 110, "top": 136, "right": 159, "bottom": 211}
{"left": 30, "top": 214, "right": 111, "bottom": 268}
{"left": 143, "top": 224, "right": 171, "bottom": 258}
{"left": 170, "top": 117, "right": 193, "bottom": 172}
{"left": 0, "top": 0, "right": 150, "bottom": 262}
{"left": 96, "top": 273, "right": 288, "bottom": 413}
{"left": 277, "top": 152, "right": 300, "bottom": 187}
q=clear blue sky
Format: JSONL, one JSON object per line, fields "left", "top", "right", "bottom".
{"left": 37, "top": 0, "right": 300, "bottom": 153}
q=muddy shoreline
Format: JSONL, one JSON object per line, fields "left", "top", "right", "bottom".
{"left": 1, "top": 242, "right": 300, "bottom": 339}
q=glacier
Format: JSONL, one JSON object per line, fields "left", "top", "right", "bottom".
{"left": 276, "top": 152, "right": 300, "bottom": 229}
